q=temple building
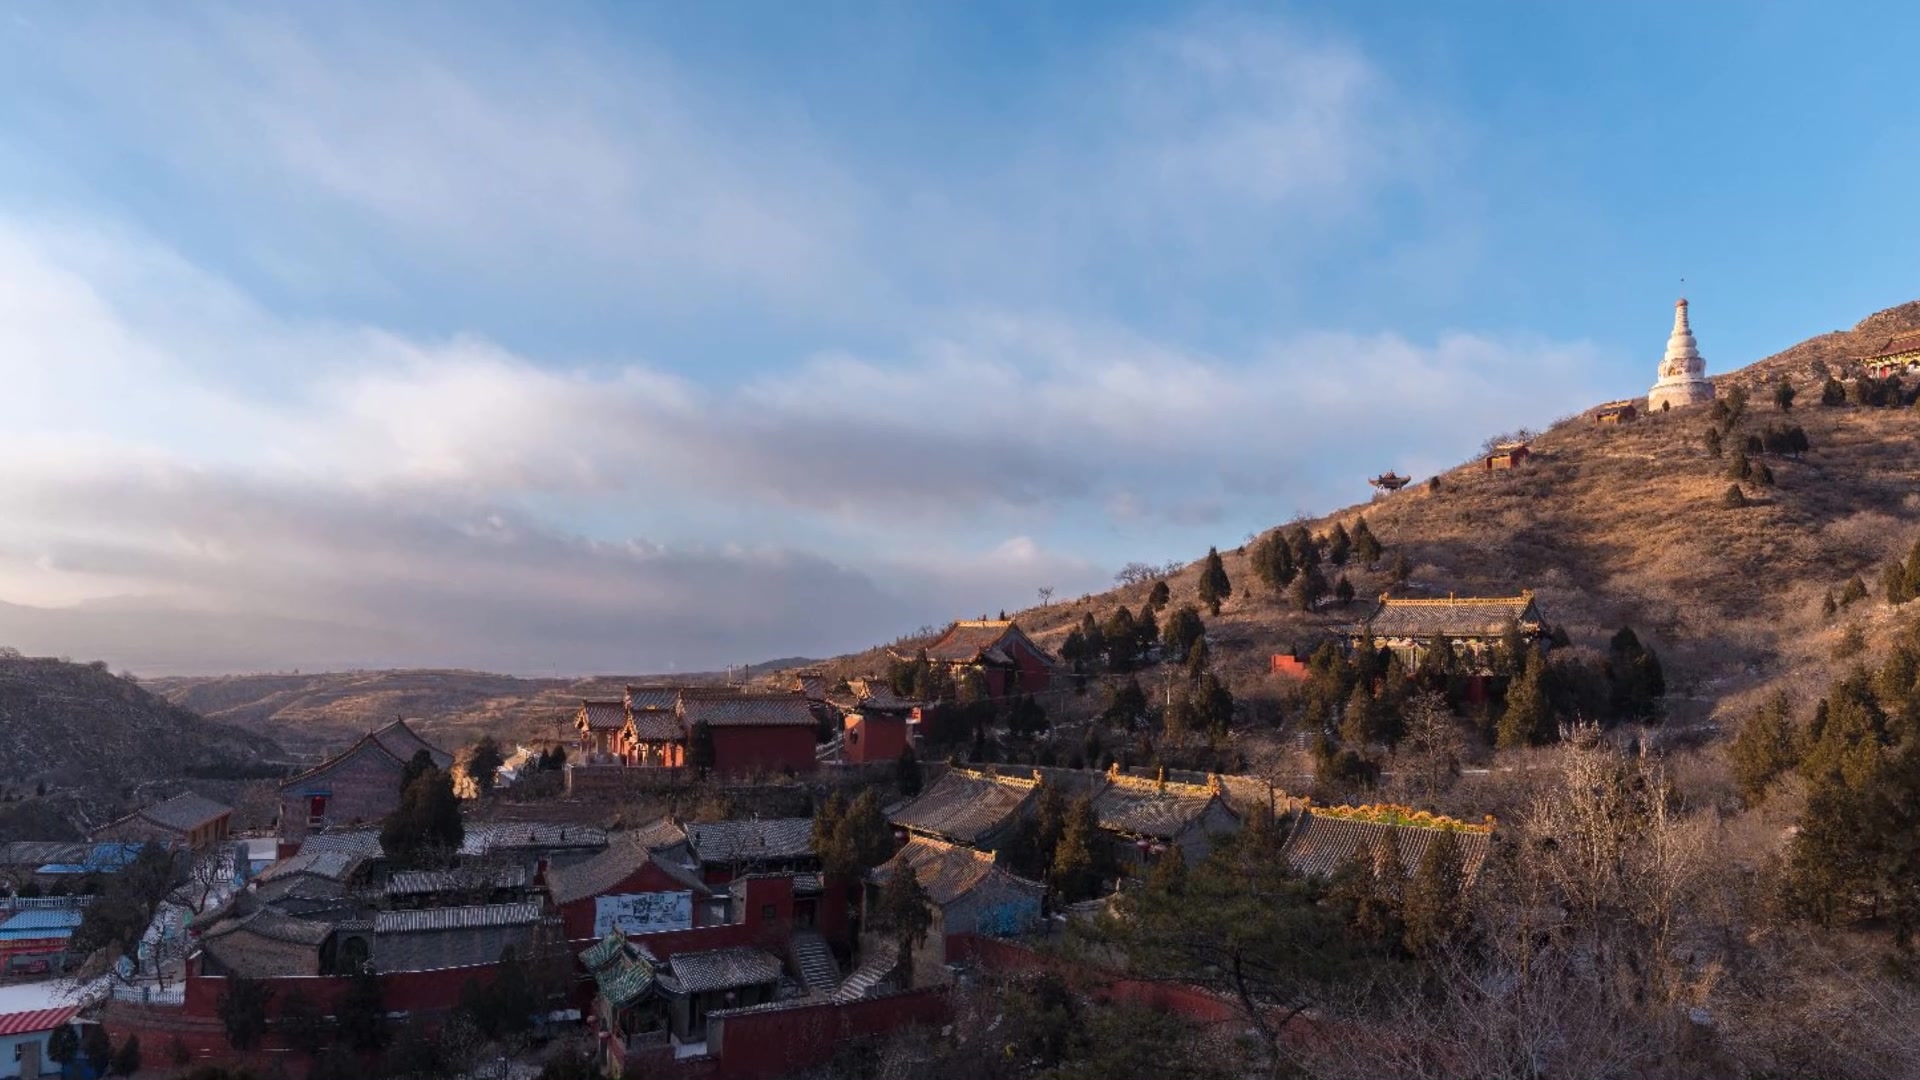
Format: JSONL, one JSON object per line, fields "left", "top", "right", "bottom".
{"left": 897, "top": 620, "right": 1056, "bottom": 699}
{"left": 1648, "top": 298, "right": 1716, "bottom": 411}
{"left": 1347, "top": 592, "right": 1551, "bottom": 675}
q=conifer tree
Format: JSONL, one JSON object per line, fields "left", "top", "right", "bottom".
{"left": 1078, "top": 614, "right": 1107, "bottom": 669}
{"left": 1841, "top": 574, "right": 1870, "bottom": 607}
{"left": 1103, "top": 607, "right": 1139, "bottom": 672}
{"left": 1249, "top": 530, "right": 1297, "bottom": 591}
{"left": 1704, "top": 426, "right": 1723, "bottom": 458}
{"left": 1774, "top": 378, "right": 1796, "bottom": 411}
{"left": 1822, "top": 589, "right": 1838, "bottom": 618}
{"left": 1901, "top": 539, "right": 1920, "bottom": 603}
{"left": 46, "top": 1025, "right": 78, "bottom": 1070}
{"left": 338, "top": 965, "right": 392, "bottom": 1052}
{"left": 1390, "top": 552, "right": 1413, "bottom": 588}
{"left": 1198, "top": 548, "right": 1231, "bottom": 615}
{"left": 1351, "top": 516, "right": 1383, "bottom": 566}
{"left": 870, "top": 864, "right": 934, "bottom": 985}
{"left": 1607, "top": 626, "right": 1666, "bottom": 720}
{"left": 1292, "top": 565, "right": 1328, "bottom": 613}
{"left": 1401, "top": 830, "right": 1473, "bottom": 960}
{"left": 1161, "top": 605, "right": 1206, "bottom": 661}
{"left": 1329, "top": 843, "right": 1404, "bottom": 955}
{"left": 895, "top": 745, "right": 922, "bottom": 797}
{"left": 1148, "top": 580, "right": 1171, "bottom": 609}
{"left": 1821, "top": 375, "right": 1847, "bottom": 406}
{"left": 1050, "top": 795, "right": 1102, "bottom": 903}
{"left": 1340, "top": 685, "right": 1377, "bottom": 748}
{"left": 1497, "top": 651, "right": 1552, "bottom": 749}
{"left": 1135, "top": 603, "right": 1159, "bottom": 655}
{"left": 1327, "top": 523, "right": 1352, "bottom": 567}
{"left": 1731, "top": 692, "right": 1800, "bottom": 804}
{"left": 1185, "top": 637, "right": 1211, "bottom": 685}
{"left": 1722, "top": 484, "right": 1747, "bottom": 509}
{"left": 1334, "top": 575, "right": 1356, "bottom": 606}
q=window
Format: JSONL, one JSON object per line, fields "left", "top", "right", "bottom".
{"left": 307, "top": 794, "right": 329, "bottom": 828}
{"left": 760, "top": 903, "right": 777, "bottom": 922}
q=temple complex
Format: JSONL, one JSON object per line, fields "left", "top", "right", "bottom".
{"left": 1648, "top": 298, "right": 1716, "bottom": 411}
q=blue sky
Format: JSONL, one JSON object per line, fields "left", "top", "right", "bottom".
{"left": 0, "top": 2, "right": 1914, "bottom": 675}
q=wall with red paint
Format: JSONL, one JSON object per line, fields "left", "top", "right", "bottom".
{"left": 709, "top": 725, "right": 818, "bottom": 775}
{"left": 842, "top": 713, "right": 908, "bottom": 764}
{"left": 704, "top": 989, "right": 949, "bottom": 1080}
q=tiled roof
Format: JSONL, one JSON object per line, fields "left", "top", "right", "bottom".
{"left": 579, "top": 930, "right": 627, "bottom": 972}
{"left": 545, "top": 837, "right": 709, "bottom": 906}
{"left": 685, "top": 819, "right": 814, "bottom": 866}
{"left": 628, "top": 818, "right": 689, "bottom": 853}
{"left": 1281, "top": 811, "right": 1492, "bottom": 886}
{"left": 625, "top": 686, "right": 682, "bottom": 712}
{"left": 847, "top": 678, "right": 916, "bottom": 713}
{"left": 1092, "top": 776, "right": 1232, "bottom": 841}
{"left": 889, "top": 768, "right": 1037, "bottom": 844}
{"left": 0, "top": 1006, "right": 79, "bottom": 1038}
{"left": 920, "top": 620, "right": 1025, "bottom": 664}
{"left": 599, "top": 951, "right": 657, "bottom": 1007}
{"left": 461, "top": 821, "right": 607, "bottom": 856}
{"left": 116, "top": 792, "right": 231, "bottom": 834}
{"left": 370, "top": 719, "right": 454, "bottom": 770}
{"left": 678, "top": 691, "right": 818, "bottom": 728}
{"left": 667, "top": 946, "right": 784, "bottom": 994}
{"left": 298, "top": 829, "right": 384, "bottom": 859}
{"left": 256, "top": 850, "right": 361, "bottom": 884}
{"left": 372, "top": 901, "right": 543, "bottom": 934}
{"left": 870, "top": 837, "right": 1041, "bottom": 907}
{"left": 385, "top": 865, "right": 529, "bottom": 897}
{"left": 792, "top": 673, "right": 829, "bottom": 702}
{"left": 578, "top": 700, "right": 627, "bottom": 731}
{"left": 1356, "top": 593, "right": 1544, "bottom": 640}
{"left": 624, "top": 709, "right": 683, "bottom": 742}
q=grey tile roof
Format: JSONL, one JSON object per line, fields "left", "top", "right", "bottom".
{"left": 372, "top": 900, "right": 543, "bottom": 934}
{"left": 918, "top": 621, "right": 1033, "bottom": 664}
{"left": 200, "top": 909, "right": 332, "bottom": 977}
{"left": 1092, "top": 777, "right": 1231, "bottom": 841}
{"left": 624, "top": 686, "right": 682, "bottom": 711}
{"left": 134, "top": 792, "right": 231, "bottom": 833}
{"left": 385, "top": 865, "right": 529, "bottom": 897}
{"left": 369, "top": 719, "right": 455, "bottom": 770}
{"left": 628, "top": 818, "right": 689, "bottom": 853}
{"left": 685, "top": 819, "right": 814, "bottom": 866}
{"left": 869, "top": 837, "right": 1040, "bottom": 907}
{"left": 1281, "top": 811, "right": 1492, "bottom": 886}
{"left": 298, "top": 829, "right": 385, "bottom": 859}
{"left": 678, "top": 691, "right": 817, "bottom": 728}
{"left": 889, "top": 768, "right": 1037, "bottom": 845}
{"left": 1356, "top": 594, "right": 1545, "bottom": 640}
{"left": 545, "top": 837, "right": 710, "bottom": 906}
{"left": 0, "top": 842, "right": 85, "bottom": 868}
{"left": 460, "top": 821, "right": 607, "bottom": 856}
{"left": 847, "top": 678, "right": 916, "bottom": 712}
{"left": 578, "top": 700, "right": 627, "bottom": 731}
{"left": 256, "top": 850, "right": 361, "bottom": 884}
{"left": 667, "top": 946, "right": 784, "bottom": 994}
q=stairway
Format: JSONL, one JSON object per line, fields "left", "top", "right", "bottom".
{"left": 833, "top": 951, "right": 897, "bottom": 1002}
{"left": 789, "top": 930, "right": 840, "bottom": 995}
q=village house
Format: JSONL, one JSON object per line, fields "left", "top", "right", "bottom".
{"left": 1092, "top": 770, "right": 1241, "bottom": 870}
{"left": 1348, "top": 591, "right": 1551, "bottom": 676}
{"left": 0, "top": 985, "right": 80, "bottom": 1080}
{"left": 277, "top": 719, "right": 453, "bottom": 848}
{"left": 0, "top": 903, "right": 84, "bottom": 977}
{"left": 888, "top": 768, "right": 1040, "bottom": 851}
{"left": 897, "top": 620, "right": 1057, "bottom": 699}
{"left": 545, "top": 834, "right": 725, "bottom": 944}
{"left": 866, "top": 837, "right": 1044, "bottom": 977}
{"left": 92, "top": 792, "right": 232, "bottom": 851}
{"left": 581, "top": 930, "right": 786, "bottom": 1062}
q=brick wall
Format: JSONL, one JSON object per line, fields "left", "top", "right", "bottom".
{"left": 279, "top": 742, "right": 407, "bottom": 844}
{"left": 708, "top": 726, "right": 817, "bottom": 776}
{"left": 704, "top": 988, "right": 949, "bottom": 1080}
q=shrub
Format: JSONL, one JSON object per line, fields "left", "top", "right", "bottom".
{"left": 1722, "top": 485, "right": 1748, "bottom": 509}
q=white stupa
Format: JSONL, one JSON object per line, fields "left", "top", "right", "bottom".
{"left": 1647, "top": 298, "right": 1715, "bottom": 411}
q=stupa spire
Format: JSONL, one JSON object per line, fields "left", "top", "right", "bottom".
{"left": 1648, "top": 296, "right": 1715, "bottom": 411}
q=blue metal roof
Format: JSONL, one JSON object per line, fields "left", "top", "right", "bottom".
{"left": 0, "top": 909, "right": 82, "bottom": 939}
{"left": 35, "top": 842, "right": 145, "bottom": 875}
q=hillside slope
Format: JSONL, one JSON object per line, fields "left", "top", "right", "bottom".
{"left": 0, "top": 653, "right": 283, "bottom": 795}
{"left": 147, "top": 668, "right": 737, "bottom": 759}
{"left": 822, "top": 299, "right": 1920, "bottom": 739}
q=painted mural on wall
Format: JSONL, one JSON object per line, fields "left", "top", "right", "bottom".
{"left": 594, "top": 890, "right": 693, "bottom": 936}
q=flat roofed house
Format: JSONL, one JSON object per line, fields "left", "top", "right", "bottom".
{"left": 1348, "top": 591, "right": 1550, "bottom": 675}
{"left": 0, "top": 989, "right": 80, "bottom": 1080}
{"left": 898, "top": 620, "right": 1056, "bottom": 699}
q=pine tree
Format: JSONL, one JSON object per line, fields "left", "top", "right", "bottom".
{"left": 1351, "top": 516, "right": 1383, "bottom": 566}
{"left": 1161, "top": 605, "right": 1206, "bottom": 660}
{"left": 82, "top": 1026, "right": 111, "bottom": 1077}
{"left": 1292, "top": 565, "right": 1328, "bottom": 613}
{"left": 380, "top": 766, "right": 465, "bottom": 868}
{"left": 1901, "top": 539, "right": 1920, "bottom": 603}
{"left": 1135, "top": 604, "right": 1159, "bottom": 656}
{"left": 46, "top": 1025, "right": 78, "bottom": 1070}
{"left": 1198, "top": 548, "right": 1231, "bottom": 615}
{"left": 871, "top": 864, "right": 934, "bottom": 984}
{"left": 1148, "top": 580, "right": 1170, "bottom": 609}
{"left": 688, "top": 720, "right": 716, "bottom": 773}
{"left": 895, "top": 745, "right": 922, "bottom": 797}
{"left": 1822, "top": 590, "right": 1839, "bottom": 618}
{"left": 1497, "top": 651, "right": 1552, "bottom": 749}
{"left": 1401, "top": 831, "right": 1472, "bottom": 960}
{"left": 1722, "top": 484, "right": 1747, "bottom": 509}
{"left": 401, "top": 748, "right": 436, "bottom": 795}
{"left": 1339, "top": 685, "right": 1377, "bottom": 748}
{"left": 1774, "top": 378, "right": 1796, "bottom": 412}
{"left": 463, "top": 736, "right": 506, "bottom": 796}
{"left": 1329, "top": 844, "right": 1404, "bottom": 954}
{"left": 1249, "top": 530, "right": 1297, "bottom": 591}
{"left": 338, "top": 965, "right": 391, "bottom": 1052}
{"left": 1390, "top": 552, "right": 1413, "bottom": 588}
{"left": 1104, "top": 607, "right": 1139, "bottom": 672}
{"left": 1704, "top": 426, "right": 1723, "bottom": 458}
{"left": 1334, "top": 575, "right": 1356, "bottom": 606}
{"left": 1327, "top": 523, "right": 1352, "bottom": 567}
{"left": 1185, "top": 637, "right": 1211, "bottom": 685}
{"left": 1821, "top": 375, "right": 1847, "bottom": 406}
{"left": 1050, "top": 796, "right": 1102, "bottom": 903}
{"left": 1731, "top": 691, "right": 1800, "bottom": 804}
{"left": 1607, "top": 626, "right": 1666, "bottom": 720}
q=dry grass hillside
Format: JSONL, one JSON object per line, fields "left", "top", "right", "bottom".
{"left": 146, "top": 668, "right": 737, "bottom": 760}
{"left": 820, "top": 298, "right": 1920, "bottom": 742}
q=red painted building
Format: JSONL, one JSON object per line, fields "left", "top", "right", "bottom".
{"left": 900, "top": 620, "right": 1056, "bottom": 699}
{"left": 842, "top": 711, "right": 909, "bottom": 764}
